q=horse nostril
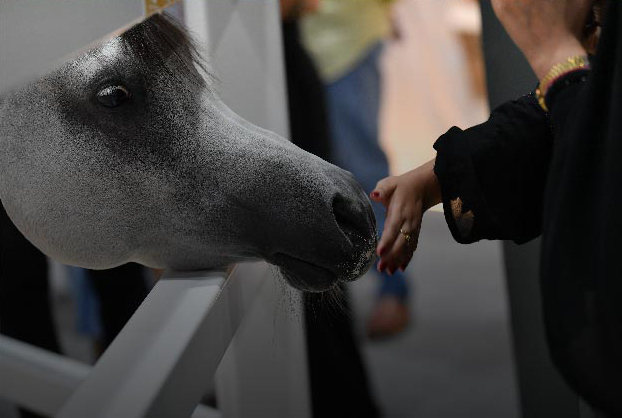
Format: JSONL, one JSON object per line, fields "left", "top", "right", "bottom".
{"left": 332, "top": 194, "right": 371, "bottom": 247}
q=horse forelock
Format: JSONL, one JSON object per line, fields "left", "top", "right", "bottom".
{"left": 120, "top": 13, "right": 212, "bottom": 88}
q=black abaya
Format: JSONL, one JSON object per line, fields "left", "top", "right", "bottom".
{"left": 433, "top": 4, "right": 622, "bottom": 415}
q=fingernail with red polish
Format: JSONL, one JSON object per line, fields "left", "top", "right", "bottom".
{"left": 371, "top": 191, "right": 380, "bottom": 198}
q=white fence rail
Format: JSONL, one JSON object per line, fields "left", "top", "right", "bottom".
{"left": 0, "top": 337, "right": 219, "bottom": 418}
{"left": 0, "top": 261, "right": 310, "bottom": 418}
{"left": 0, "top": 335, "right": 89, "bottom": 416}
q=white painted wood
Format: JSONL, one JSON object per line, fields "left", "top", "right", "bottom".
{"left": 0, "top": 336, "right": 89, "bottom": 416}
{"left": 0, "top": 336, "right": 220, "bottom": 418}
{"left": 189, "top": 0, "right": 290, "bottom": 138}
{"left": 215, "top": 277, "right": 310, "bottom": 418}
{"left": 57, "top": 263, "right": 267, "bottom": 418}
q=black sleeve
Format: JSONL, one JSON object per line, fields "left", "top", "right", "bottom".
{"left": 433, "top": 93, "right": 553, "bottom": 245}
{"left": 539, "top": 3, "right": 622, "bottom": 415}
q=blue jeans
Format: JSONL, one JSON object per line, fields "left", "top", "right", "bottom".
{"left": 68, "top": 266, "right": 102, "bottom": 338}
{"left": 325, "top": 42, "right": 408, "bottom": 301}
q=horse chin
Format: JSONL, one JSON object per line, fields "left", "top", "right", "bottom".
{"left": 272, "top": 244, "right": 377, "bottom": 293}
{"left": 272, "top": 253, "right": 337, "bottom": 293}
{"left": 339, "top": 242, "right": 377, "bottom": 283}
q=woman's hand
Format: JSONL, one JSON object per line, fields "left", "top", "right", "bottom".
{"left": 491, "top": 0, "right": 595, "bottom": 78}
{"left": 371, "top": 158, "right": 441, "bottom": 274}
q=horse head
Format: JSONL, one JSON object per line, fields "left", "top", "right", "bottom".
{"left": 0, "top": 14, "right": 376, "bottom": 292}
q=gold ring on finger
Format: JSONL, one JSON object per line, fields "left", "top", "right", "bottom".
{"left": 399, "top": 227, "right": 412, "bottom": 246}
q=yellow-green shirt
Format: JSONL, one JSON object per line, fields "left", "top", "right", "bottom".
{"left": 301, "top": 0, "right": 393, "bottom": 83}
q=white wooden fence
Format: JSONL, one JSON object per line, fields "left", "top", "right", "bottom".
{"left": 0, "top": 262, "right": 310, "bottom": 418}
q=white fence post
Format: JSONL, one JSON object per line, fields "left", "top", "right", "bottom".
{"left": 215, "top": 275, "right": 311, "bottom": 418}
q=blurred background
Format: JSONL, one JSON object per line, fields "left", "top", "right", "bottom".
{"left": 381, "top": 0, "right": 488, "bottom": 173}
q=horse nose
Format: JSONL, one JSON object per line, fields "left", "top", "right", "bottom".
{"left": 330, "top": 187, "right": 378, "bottom": 282}
{"left": 332, "top": 192, "right": 374, "bottom": 247}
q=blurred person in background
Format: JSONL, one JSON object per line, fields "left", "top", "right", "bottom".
{"left": 281, "top": 0, "right": 330, "bottom": 160}
{"left": 67, "top": 265, "right": 105, "bottom": 355}
{"left": 69, "top": 264, "right": 149, "bottom": 354}
{"left": 302, "top": 0, "right": 410, "bottom": 339}
{"left": 1, "top": 204, "right": 61, "bottom": 418}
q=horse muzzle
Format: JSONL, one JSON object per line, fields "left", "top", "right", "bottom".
{"left": 266, "top": 170, "right": 378, "bottom": 293}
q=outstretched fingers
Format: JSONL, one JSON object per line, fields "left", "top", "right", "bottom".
{"left": 377, "top": 198, "right": 404, "bottom": 257}
{"left": 370, "top": 176, "right": 397, "bottom": 206}
{"left": 372, "top": 162, "right": 437, "bottom": 274}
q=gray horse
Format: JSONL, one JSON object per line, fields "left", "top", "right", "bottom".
{"left": 0, "top": 14, "right": 376, "bottom": 292}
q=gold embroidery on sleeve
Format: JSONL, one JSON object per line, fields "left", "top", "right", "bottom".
{"left": 450, "top": 197, "right": 474, "bottom": 238}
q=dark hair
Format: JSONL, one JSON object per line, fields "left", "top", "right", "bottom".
{"left": 120, "top": 13, "right": 211, "bottom": 87}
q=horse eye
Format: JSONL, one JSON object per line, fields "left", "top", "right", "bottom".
{"left": 96, "top": 85, "right": 131, "bottom": 108}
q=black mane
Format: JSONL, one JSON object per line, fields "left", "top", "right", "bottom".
{"left": 121, "top": 13, "right": 210, "bottom": 87}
